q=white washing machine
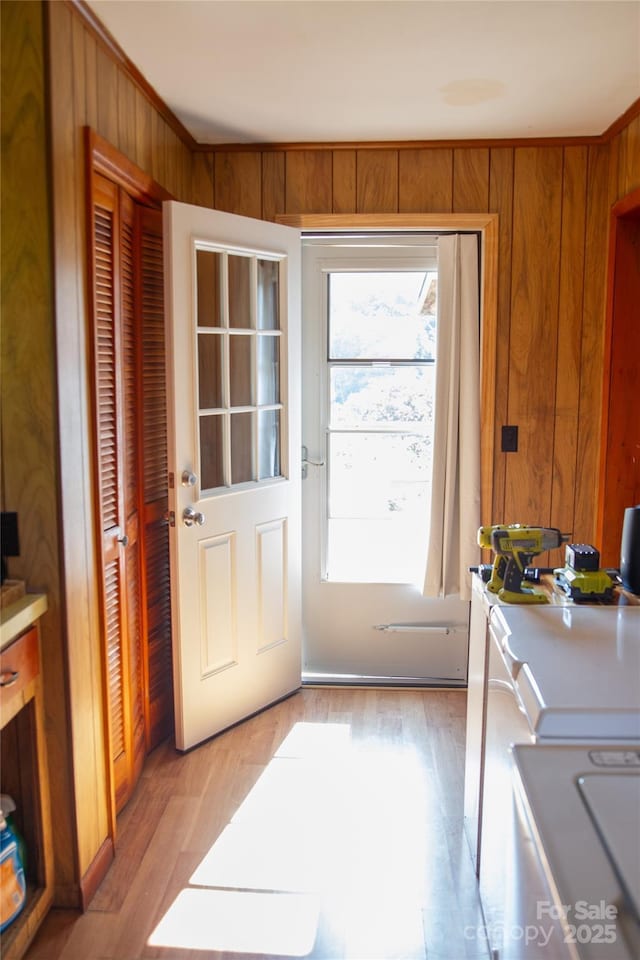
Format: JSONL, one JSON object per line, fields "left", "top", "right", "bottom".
{"left": 479, "top": 605, "right": 640, "bottom": 958}
{"left": 505, "top": 743, "right": 640, "bottom": 960}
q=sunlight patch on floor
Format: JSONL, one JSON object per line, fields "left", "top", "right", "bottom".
{"left": 147, "top": 888, "right": 320, "bottom": 955}
{"left": 147, "top": 719, "right": 434, "bottom": 955}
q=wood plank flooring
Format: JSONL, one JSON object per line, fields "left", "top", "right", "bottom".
{"left": 25, "top": 688, "right": 489, "bottom": 960}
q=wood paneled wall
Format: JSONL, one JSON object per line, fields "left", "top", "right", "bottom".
{"left": 0, "top": 0, "right": 76, "bottom": 903}
{"left": 197, "top": 127, "right": 639, "bottom": 560}
{"left": 4, "top": 0, "right": 638, "bottom": 910}
{"left": 43, "top": 0, "right": 190, "bottom": 902}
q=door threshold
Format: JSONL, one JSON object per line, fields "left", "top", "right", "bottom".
{"left": 301, "top": 672, "right": 466, "bottom": 689}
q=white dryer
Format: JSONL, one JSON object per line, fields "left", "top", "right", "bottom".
{"left": 479, "top": 605, "right": 640, "bottom": 958}
{"left": 505, "top": 743, "right": 640, "bottom": 960}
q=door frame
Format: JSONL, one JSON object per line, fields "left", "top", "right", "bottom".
{"left": 596, "top": 186, "right": 640, "bottom": 563}
{"left": 278, "top": 213, "right": 499, "bottom": 536}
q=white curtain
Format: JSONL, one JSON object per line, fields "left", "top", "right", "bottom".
{"left": 423, "top": 234, "right": 481, "bottom": 601}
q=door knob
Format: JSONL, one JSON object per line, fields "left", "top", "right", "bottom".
{"left": 117, "top": 534, "right": 129, "bottom": 547}
{"left": 181, "top": 470, "right": 197, "bottom": 487}
{"left": 183, "top": 506, "right": 205, "bottom": 527}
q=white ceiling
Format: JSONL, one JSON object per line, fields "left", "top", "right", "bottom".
{"left": 87, "top": 0, "right": 640, "bottom": 145}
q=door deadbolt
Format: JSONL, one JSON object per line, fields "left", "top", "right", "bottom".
{"left": 181, "top": 470, "right": 197, "bottom": 487}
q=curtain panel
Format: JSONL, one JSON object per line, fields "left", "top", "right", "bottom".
{"left": 424, "top": 233, "right": 481, "bottom": 601}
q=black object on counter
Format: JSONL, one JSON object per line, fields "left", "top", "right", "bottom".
{"left": 620, "top": 505, "right": 640, "bottom": 595}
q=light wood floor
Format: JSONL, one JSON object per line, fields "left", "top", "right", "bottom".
{"left": 25, "top": 688, "right": 489, "bottom": 960}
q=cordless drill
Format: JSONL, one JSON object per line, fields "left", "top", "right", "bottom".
{"left": 477, "top": 524, "right": 510, "bottom": 593}
{"left": 490, "top": 525, "right": 568, "bottom": 603}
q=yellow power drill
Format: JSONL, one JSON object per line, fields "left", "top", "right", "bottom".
{"left": 490, "top": 525, "right": 568, "bottom": 603}
{"left": 477, "top": 524, "right": 510, "bottom": 593}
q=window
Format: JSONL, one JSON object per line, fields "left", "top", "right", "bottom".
{"left": 195, "top": 249, "right": 284, "bottom": 491}
{"left": 314, "top": 241, "right": 438, "bottom": 584}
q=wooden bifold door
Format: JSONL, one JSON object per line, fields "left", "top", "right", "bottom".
{"left": 87, "top": 133, "right": 173, "bottom": 817}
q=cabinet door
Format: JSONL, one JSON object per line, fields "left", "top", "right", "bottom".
{"left": 90, "top": 174, "right": 145, "bottom": 813}
{"left": 137, "top": 205, "right": 173, "bottom": 750}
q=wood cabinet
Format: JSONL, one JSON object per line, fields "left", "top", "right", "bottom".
{"left": 0, "top": 597, "right": 53, "bottom": 959}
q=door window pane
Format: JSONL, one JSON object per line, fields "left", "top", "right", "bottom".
{"left": 231, "top": 412, "right": 253, "bottom": 483}
{"left": 228, "top": 255, "right": 251, "bottom": 329}
{"left": 257, "top": 335, "right": 280, "bottom": 405}
{"left": 330, "top": 365, "right": 434, "bottom": 429}
{"left": 258, "top": 410, "right": 281, "bottom": 480}
{"left": 328, "top": 432, "right": 431, "bottom": 583}
{"left": 329, "top": 271, "right": 436, "bottom": 360}
{"left": 198, "top": 333, "right": 223, "bottom": 409}
{"left": 329, "top": 433, "right": 432, "bottom": 518}
{"left": 200, "top": 415, "right": 224, "bottom": 490}
{"left": 229, "top": 334, "right": 252, "bottom": 407}
{"left": 257, "top": 259, "right": 279, "bottom": 330}
{"left": 196, "top": 250, "right": 222, "bottom": 328}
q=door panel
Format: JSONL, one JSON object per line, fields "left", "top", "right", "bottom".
{"left": 164, "top": 202, "right": 302, "bottom": 751}
{"left": 137, "top": 206, "right": 174, "bottom": 750}
{"left": 90, "top": 175, "right": 142, "bottom": 812}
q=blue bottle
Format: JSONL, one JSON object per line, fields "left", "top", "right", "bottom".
{"left": 0, "top": 807, "right": 26, "bottom": 932}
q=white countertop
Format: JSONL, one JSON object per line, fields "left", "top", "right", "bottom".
{"left": 0, "top": 593, "right": 48, "bottom": 651}
{"left": 490, "top": 605, "right": 640, "bottom": 738}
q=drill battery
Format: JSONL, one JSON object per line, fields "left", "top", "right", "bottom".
{"left": 554, "top": 544, "right": 615, "bottom": 602}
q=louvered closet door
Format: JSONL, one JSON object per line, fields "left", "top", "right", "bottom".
{"left": 120, "top": 190, "right": 146, "bottom": 789}
{"left": 137, "top": 205, "right": 173, "bottom": 749}
{"left": 91, "top": 174, "right": 145, "bottom": 813}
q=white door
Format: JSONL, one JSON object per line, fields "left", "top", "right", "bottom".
{"left": 302, "top": 236, "right": 469, "bottom": 684}
{"left": 164, "top": 202, "right": 301, "bottom": 750}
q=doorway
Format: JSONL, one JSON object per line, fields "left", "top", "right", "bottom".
{"left": 597, "top": 188, "right": 640, "bottom": 565}
{"left": 301, "top": 233, "right": 477, "bottom": 685}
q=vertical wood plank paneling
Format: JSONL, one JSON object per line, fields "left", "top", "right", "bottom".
{"left": 504, "top": 147, "right": 563, "bottom": 524}
{"left": 574, "top": 144, "right": 611, "bottom": 544}
{"left": 608, "top": 131, "right": 621, "bottom": 206}
{"left": 47, "top": 0, "right": 111, "bottom": 901}
{"left": 488, "top": 147, "right": 514, "bottom": 523}
{"left": 1, "top": 0, "right": 78, "bottom": 905}
{"left": 165, "top": 126, "right": 179, "bottom": 198}
{"left": 332, "top": 150, "right": 356, "bottom": 213}
{"left": 178, "top": 142, "right": 192, "bottom": 202}
{"left": 285, "top": 150, "right": 332, "bottom": 213}
{"left": 117, "top": 67, "right": 136, "bottom": 163}
{"left": 550, "top": 146, "right": 588, "bottom": 562}
{"left": 215, "top": 152, "right": 262, "bottom": 217}
{"left": 84, "top": 27, "right": 98, "bottom": 129}
{"left": 453, "top": 148, "right": 490, "bottom": 212}
{"left": 149, "top": 108, "right": 162, "bottom": 186}
{"left": 192, "top": 151, "right": 214, "bottom": 208}
{"left": 96, "top": 45, "right": 118, "bottom": 147}
{"left": 356, "top": 150, "right": 398, "bottom": 212}
{"left": 622, "top": 114, "right": 640, "bottom": 194}
{"left": 71, "top": 10, "right": 87, "bottom": 125}
{"left": 398, "top": 149, "right": 453, "bottom": 213}
{"left": 262, "top": 151, "right": 285, "bottom": 221}
{"left": 134, "top": 88, "right": 152, "bottom": 174}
